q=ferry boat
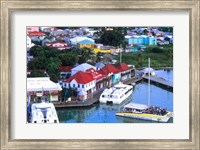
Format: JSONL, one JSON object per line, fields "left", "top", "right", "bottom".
{"left": 116, "top": 103, "right": 173, "bottom": 123}
{"left": 99, "top": 82, "right": 133, "bottom": 104}
{"left": 30, "top": 101, "right": 59, "bottom": 123}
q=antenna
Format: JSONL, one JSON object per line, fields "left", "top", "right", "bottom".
{"left": 148, "top": 58, "right": 150, "bottom": 106}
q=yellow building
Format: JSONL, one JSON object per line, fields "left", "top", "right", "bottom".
{"left": 93, "top": 48, "right": 111, "bottom": 53}
{"left": 77, "top": 39, "right": 95, "bottom": 49}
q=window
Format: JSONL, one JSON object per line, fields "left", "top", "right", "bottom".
{"left": 73, "top": 84, "right": 75, "bottom": 88}
{"left": 78, "top": 84, "right": 80, "bottom": 88}
{"left": 82, "top": 85, "right": 84, "bottom": 88}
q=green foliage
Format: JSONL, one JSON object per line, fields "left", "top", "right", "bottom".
{"left": 28, "top": 69, "right": 47, "bottom": 77}
{"left": 58, "top": 52, "right": 78, "bottom": 66}
{"left": 113, "top": 44, "right": 173, "bottom": 68}
{"left": 100, "top": 30, "right": 124, "bottom": 47}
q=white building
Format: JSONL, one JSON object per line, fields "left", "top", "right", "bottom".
{"left": 27, "top": 77, "right": 62, "bottom": 102}
{"left": 63, "top": 71, "right": 96, "bottom": 94}
{"left": 71, "top": 63, "right": 96, "bottom": 76}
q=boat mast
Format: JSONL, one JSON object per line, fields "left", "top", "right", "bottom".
{"left": 120, "top": 44, "right": 122, "bottom": 63}
{"left": 148, "top": 58, "right": 150, "bottom": 106}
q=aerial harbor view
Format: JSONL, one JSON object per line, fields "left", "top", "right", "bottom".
{"left": 26, "top": 26, "right": 173, "bottom": 123}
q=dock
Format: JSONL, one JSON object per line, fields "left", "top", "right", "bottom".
{"left": 143, "top": 76, "right": 173, "bottom": 89}
{"left": 53, "top": 90, "right": 102, "bottom": 108}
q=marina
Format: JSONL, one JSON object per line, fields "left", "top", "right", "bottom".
{"left": 56, "top": 69, "right": 173, "bottom": 123}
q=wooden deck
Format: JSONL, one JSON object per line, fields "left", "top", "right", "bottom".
{"left": 143, "top": 76, "right": 173, "bottom": 88}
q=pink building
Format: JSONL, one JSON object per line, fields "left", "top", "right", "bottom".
{"left": 27, "top": 26, "right": 39, "bottom": 34}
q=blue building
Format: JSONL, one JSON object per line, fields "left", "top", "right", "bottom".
{"left": 125, "top": 35, "right": 157, "bottom": 46}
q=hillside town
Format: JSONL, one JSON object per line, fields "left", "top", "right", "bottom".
{"left": 26, "top": 27, "right": 173, "bottom": 123}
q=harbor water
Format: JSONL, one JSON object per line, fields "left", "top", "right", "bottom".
{"left": 56, "top": 70, "right": 173, "bottom": 123}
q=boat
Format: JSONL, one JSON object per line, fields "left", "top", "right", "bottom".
{"left": 30, "top": 101, "right": 59, "bottom": 123}
{"left": 99, "top": 82, "right": 133, "bottom": 104}
{"left": 116, "top": 58, "right": 173, "bottom": 122}
{"left": 116, "top": 103, "right": 172, "bottom": 122}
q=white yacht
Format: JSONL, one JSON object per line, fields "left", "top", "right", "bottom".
{"left": 99, "top": 82, "right": 133, "bottom": 104}
{"left": 30, "top": 101, "right": 59, "bottom": 123}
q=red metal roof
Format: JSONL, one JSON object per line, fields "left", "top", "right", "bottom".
{"left": 86, "top": 68, "right": 106, "bottom": 81}
{"left": 28, "top": 31, "right": 45, "bottom": 36}
{"left": 59, "top": 66, "right": 74, "bottom": 72}
{"left": 64, "top": 71, "right": 94, "bottom": 84}
{"left": 116, "top": 63, "right": 131, "bottom": 72}
{"left": 97, "top": 64, "right": 119, "bottom": 75}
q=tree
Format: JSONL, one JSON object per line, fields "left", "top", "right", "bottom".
{"left": 28, "top": 69, "right": 47, "bottom": 77}
{"left": 164, "top": 37, "right": 170, "bottom": 41}
{"left": 46, "top": 57, "right": 61, "bottom": 82}
{"left": 58, "top": 52, "right": 78, "bottom": 66}
{"left": 100, "top": 30, "right": 124, "bottom": 47}
{"left": 78, "top": 47, "right": 94, "bottom": 64}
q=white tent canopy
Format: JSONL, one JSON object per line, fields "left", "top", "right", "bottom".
{"left": 27, "top": 77, "right": 62, "bottom": 92}
{"left": 141, "top": 67, "right": 155, "bottom": 73}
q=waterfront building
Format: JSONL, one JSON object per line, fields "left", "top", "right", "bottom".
{"left": 98, "top": 64, "right": 121, "bottom": 85}
{"left": 27, "top": 77, "right": 62, "bottom": 102}
{"left": 86, "top": 68, "right": 106, "bottom": 91}
{"left": 63, "top": 71, "right": 96, "bottom": 95}
{"left": 116, "top": 63, "right": 135, "bottom": 81}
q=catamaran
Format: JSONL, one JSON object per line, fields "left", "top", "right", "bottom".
{"left": 116, "top": 58, "right": 173, "bottom": 123}
{"left": 30, "top": 101, "right": 59, "bottom": 123}
{"left": 99, "top": 82, "right": 133, "bottom": 104}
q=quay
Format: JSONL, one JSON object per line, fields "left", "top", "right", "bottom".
{"left": 143, "top": 75, "right": 173, "bottom": 89}
{"left": 54, "top": 91, "right": 101, "bottom": 108}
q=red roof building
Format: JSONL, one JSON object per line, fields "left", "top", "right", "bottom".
{"left": 86, "top": 68, "right": 106, "bottom": 81}
{"left": 64, "top": 71, "right": 94, "bottom": 84}
{"left": 46, "top": 42, "right": 70, "bottom": 50}
{"left": 97, "top": 64, "right": 119, "bottom": 76}
{"left": 28, "top": 31, "right": 45, "bottom": 36}
{"left": 116, "top": 63, "right": 132, "bottom": 72}
{"left": 59, "top": 66, "right": 74, "bottom": 73}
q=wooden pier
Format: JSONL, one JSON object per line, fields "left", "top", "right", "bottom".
{"left": 143, "top": 76, "right": 173, "bottom": 89}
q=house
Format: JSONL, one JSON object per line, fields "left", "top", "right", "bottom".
{"left": 125, "top": 35, "right": 157, "bottom": 46}
{"left": 27, "top": 77, "right": 62, "bottom": 102}
{"left": 70, "top": 37, "right": 94, "bottom": 45}
{"left": 63, "top": 71, "right": 96, "bottom": 95}
{"left": 77, "top": 39, "right": 95, "bottom": 49}
{"left": 98, "top": 64, "right": 121, "bottom": 85}
{"left": 28, "top": 31, "right": 45, "bottom": 41}
{"left": 95, "top": 62, "right": 105, "bottom": 71}
{"left": 86, "top": 68, "right": 106, "bottom": 91}
{"left": 27, "top": 26, "right": 39, "bottom": 34}
{"left": 27, "top": 36, "right": 35, "bottom": 50}
{"left": 116, "top": 63, "right": 135, "bottom": 80}
{"left": 71, "top": 63, "right": 96, "bottom": 76}
{"left": 59, "top": 66, "right": 74, "bottom": 80}
{"left": 46, "top": 41, "right": 70, "bottom": 50}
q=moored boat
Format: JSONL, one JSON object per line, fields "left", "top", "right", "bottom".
{"left": 30, "top": 101, "right": 59, "bottom": 123}
{"left": 99, "top": 82, "right": 133, "bottom": 104}
{"left": 116, "top": 103, "right": 173, "bottom": 123}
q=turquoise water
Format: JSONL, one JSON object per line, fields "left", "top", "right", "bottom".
{"left": 56, "top": 70, "right": 173, "bottom": 123}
